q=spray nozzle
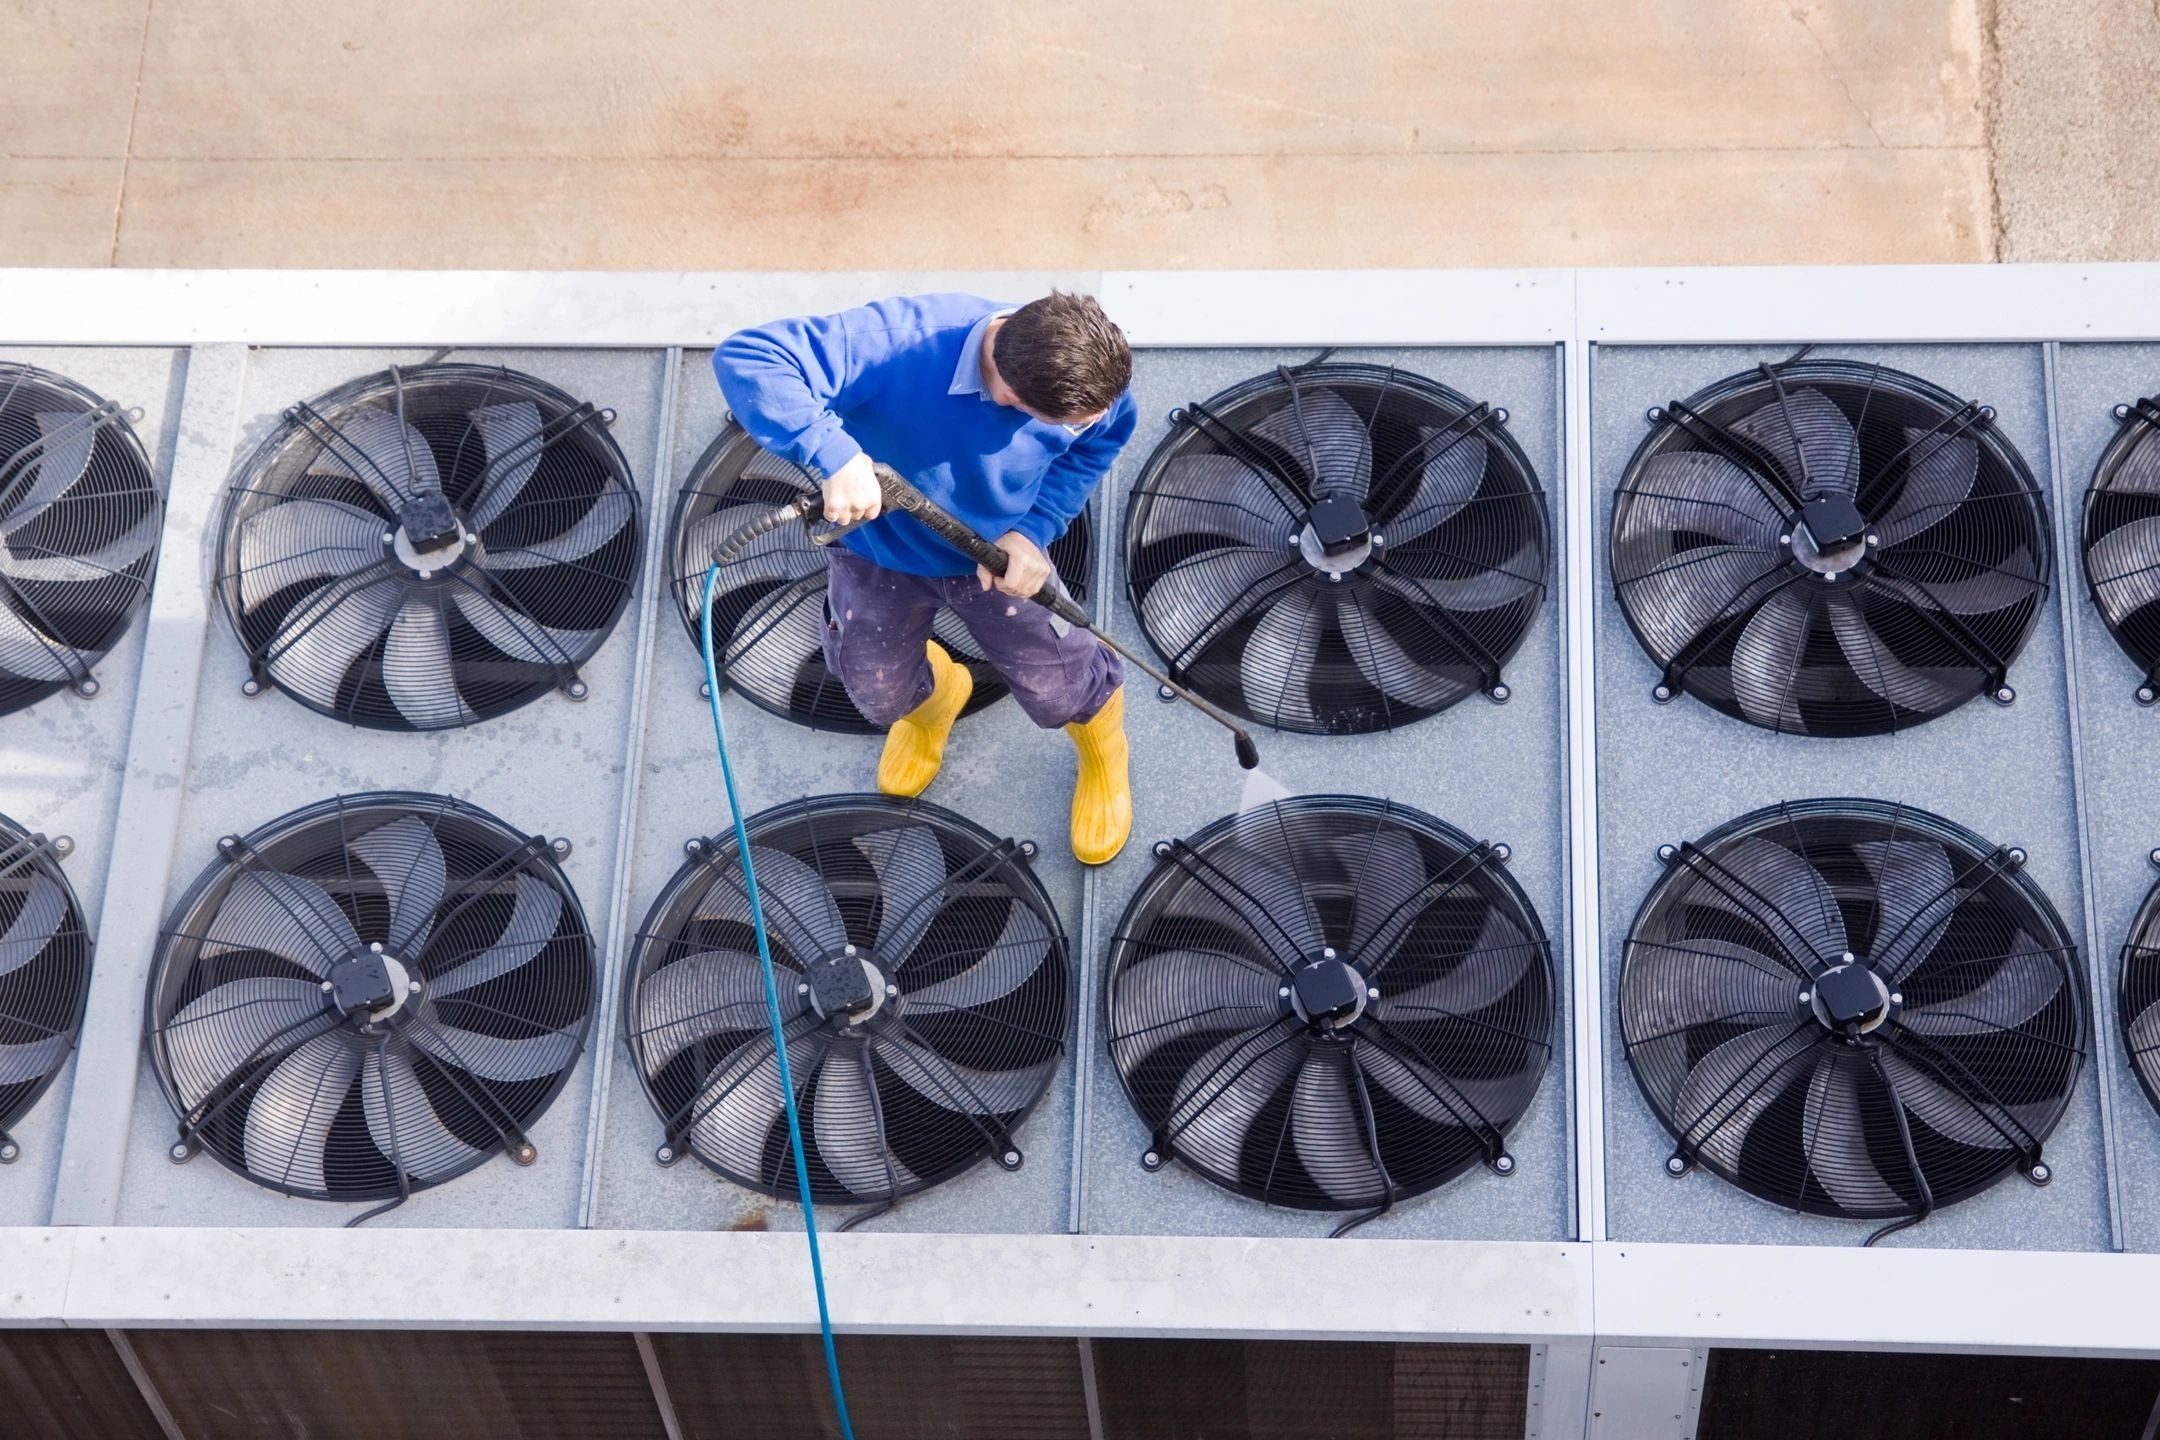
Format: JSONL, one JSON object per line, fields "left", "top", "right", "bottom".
{"left": 1233, "top": 732, "right": 1261, "bottom": 770}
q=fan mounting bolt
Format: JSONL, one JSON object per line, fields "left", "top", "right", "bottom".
{"left": 1141, "top": 1150, "right": 1162, "bottom": 1170}
{"left": 1156, "top": 684, "right": 1176, "bottom": 702}
{"left": 1866, "top": 533, "right": 1880, "bottom": 547}
{"left": 1994, "top": 685, "right": 2016, "bottom": 705}
{"left": 1652, "top": 685, "right": 1674, "bottom": 704}
{"left": 1279, "top": 986, "right": 1292, "bottom": 998}
{"left": 1322, "top": 947, "right": 1336, "bottom": 960}
{"left": 370, "top": 942, "right": 384, "bottom": 953}
{"left": 2118, "top": 404, "right": 2134, "bottom": 420}
{"left": 567, "top": 681, "right": 588, "bottom": 701}
{"left": 382, "top": 532, "right": 395, "bottom": 545}
{"left": 2140, "top": 687, "right": 2158, "bottom": 706}
{"left": 1799, "top": 990, "right": 1812, "bottom": 1004}
{"left": 0, "top": 1143, "right": 16, "bottom": 1164}
{"left": 1841, "top": 951, "right": 1855, "bottom": 963}
{"left": 169, "top": 1142, "right": 192, "bottom": 1163}
{"left": 798, "top": 982, "right": 810, "bottom": 995}
{"left": 1493, "top": 1154, "right": 1514, "bottom": 1175}
{"left": 321, "top": 980, "right": 335, "bottom": 993}
{"left": 1666, "top": 1156, "right": 1688, "bottom": 1175}
{"left": 2149, "top": 848, "right": 2160, "bottom": 868}
{"left": 514, "top": 1144, "right": 537, "bottom": 1166}
{"left": 1889, "top": 992, "right": 1902, "bottom": 1005}
{"left": 410, "top": 979, "right": 423, "bottom": 994}
{"left": 1489, "top": 684, "right": 1512, "bottom": 704}
{"left": 655, "top": 1145, "right": 676, "bottom": 1164}
{"left": 52, "top": 836, "right": 73, "bottom": 859}
{"left": 74, "top": 677, "right": 99, "bottom": 698}
{"left": 2008, "top": 847, "right": 2027, "bottom": 866}
{"left": 1367, "top": 987, "right": 1380, "bottom": 1000}
{"left": 241, "top": 679, "right": 262, "bottom": 697}
{"left": 550, "top": 837, "right": 572, "bottom": 857}
{"left": 1152, "top": 840, "right": 1173, "bottom": 859}
{"left": 1493, "top": 842, "right": 1513, "bottom": 862}
{"left": 1003, "top": 1150, "right": 1020, "bottom": 1166}
{"left": 843, "top": 944, "right": 857, "bottom": 956}
{"left": 2031, "top": 1163, "right": 2051, "bottom": 1184}
{"left": 1328, "top": 571, "right": 1343, "bottom": 583}
{"left": 1370, "top": 532, "right": 1385, "bottom": 547}
{"left": 1779, "top": 533, "right": 1792, "bottom": 546}
{"left": 1657, "top": 843, "right": 1678, "bottom": 861}
{"left": 886, "top": 983, "right": 898, "bottom": 997}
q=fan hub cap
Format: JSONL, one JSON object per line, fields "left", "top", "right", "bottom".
{"left": 806, "top": 952, "right": 888, "bottom": 1024}
{"left": 1296, "top": 494, "right": 1374, "bottom": 575}
{"left": 1810, "top": 960, "right": 1891, "bottom": 1035}
{"left": 1288, "top": 956, "right": 1368, "bottom": 1030}
{"left": 327, "top": 951, "right": 412, "bottom": 1023}
{"left": 389, "top": 500, "right": 474, "bottom": 577}
{"left": 1789, "top": 492, "right": 1876, "bottom": 577}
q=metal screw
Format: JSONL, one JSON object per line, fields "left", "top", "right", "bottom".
{"left": 1489, "top": 683, "right": 1511, "bottom": 704}
{"left": 2149, "top": 847, "right": 2160, "bottom": 868}
{"left": 515, "top": 1144, "right": 537, "bottom": 1165}
{"left": 1821, "top": 571, "right": 1839, "bottom": 582}
{"left": 2031, "top": 1163, "right": 2051, "bottom": 1183}
{"left": 1493, "top": 1154, "right": 1515, "bottom": 1174}
{"left": 1142, "top": 1150, "right": 1161, "bottom": 1168}
{"left": 370, "top": 942, "right": 384, "bottom": 953}
{"left": 1279, "top": 986, "right": 1291, "bottom": 998}
{"left": 0, "top": 1143, "right": 16, "bottom": 1163}
{"left": 1652, "top": 684, "right": 1674, "bottom": 703}
{"left": 550, "top": 837, "right": 572, "bottom": 857}
{"left": 382, "top": 532, "right": 396, "bottom": 544}
{"left": 1646, "top": 407, "right": 1664, "bottom": 422}
{"left": 2117, "top": 404, "right": 2133, "bottom": 421}
{"left": 1779, "top": 533, "right": 1792, "bottom": 546}
{"left": 1152, "top": 840, "right": 1172, "bottom": 859}
{"left": 1329, "top": 571, "right": 1343, "bottom": 583}
{"left": 567, "top": 681, "right": 588, "bottom": 701}
{"left": 1018, "top": 840, "right": 1039, "bottom": 859}
{"left": 797, "top": 982, "right": 810, "bottom": 995}
{"left": 241, "top": 679, "right": 262, "bottom": 697}
{"left": 886, "top": 983, "right": 898, "bottom": 997}
{"left": 1367, "top": 987, "right": 1380, "bottom": 1000}
{"left": 1003, "top": 1150, "right": 1020, "bottom": 1166}
{"left": 2141, "top": 686, "right": 2158, "bottom": 706}
{"left": 1889, "top": 992, "right": 1903, "bottom": 1005}
{"left": 844, "top": 944, "right": 857, "bottom": 956}
{"left": 1666, "top": 1156, "right": 1687, "bottom": 1175}
{"left": 1493, "top": 842, "right": 1513, "bottom": 862}
{"left": 1800, "top": 990, "right": 1812, "bottom": 1004}
{"left": 656, "top": 1145, "right": 676, "bottom": 1164}
{"left": 1841, "top": 951, "right": 1854, "bottom": 964}
{"left": 684, "top": 838, "right": 705, "bottom": 856}
{"left": 699, "top": 681, "right": 713, "bottom": 699}
{"left": 1156, "top": 683, "right": 1176, "bottom": 702}
{"left": 74, "top": 677, "right": 99, "bottom": 698}
{"left": 1371, "top": 532, "right": 1386, "bottom": 546}
{"left": 51, "top": 836, "right": 73, "bottom": 858}
{"left": 1322, "top": 947, "right": 1336, "bottom": 960}
{"left": 2008, "top": 847, "right": 2027, "bottom": 866}
{"left": 1495, "top": 408, "right": 1510, "bottom": 423}
{"left": 418, "top": 568, "right": 433, "bottom": 581}
{"left": 1657, "top": 843, "right": 1677, "bottom": 861}
{"left": 321, "top": 980, "right": 335, "bottom": 992}
{"left": 170, "top": 1142, "right": 192, "bottom": 1163}
{"left": 1994, "top": 685, "right": 2016, "bottom": 705}
{"left": 1866, "top": 533, "right": 1880, "bottom": 547}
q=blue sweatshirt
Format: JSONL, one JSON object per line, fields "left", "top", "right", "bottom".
{"left": 713, "top": 293, "right": 1138, "bottom": 578}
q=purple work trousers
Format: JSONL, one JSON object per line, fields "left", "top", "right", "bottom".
{"left": 823, "top": 546, "right": 1122, "bottom": 730}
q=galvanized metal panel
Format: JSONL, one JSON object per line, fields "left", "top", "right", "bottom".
{"left": 1079, "top": 345, "right": 1573, "bottom": 1243}
{"left": 1590, "top": 343, "right": 2110, "bottom": 1252}
{"left": 107, "top": 346, "right": 670, "bottom": 1230}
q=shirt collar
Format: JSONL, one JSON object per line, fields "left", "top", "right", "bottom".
{"left": 949, "top": 308, "right": 1015, "bottom": 399}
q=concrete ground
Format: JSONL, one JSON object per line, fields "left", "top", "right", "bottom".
{"left": 0, "top": 0, "right": 2153, "bottom": 269}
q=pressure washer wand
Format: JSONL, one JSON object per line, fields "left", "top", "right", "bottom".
{"left": 868, "top": 466, "right": 1261, "bottom": 771}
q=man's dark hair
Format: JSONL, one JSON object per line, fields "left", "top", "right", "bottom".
{"left": 991, "top": 291, "right": 1131, "bottom": 420}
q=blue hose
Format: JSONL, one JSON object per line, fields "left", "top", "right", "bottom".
{"left": 700, "top": 563, "right": 858, "bottom": 1440}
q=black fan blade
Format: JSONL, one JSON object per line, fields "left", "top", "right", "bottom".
{"left": 2128, "top": 998, "right": 2160, "bottom": 1066}
{"left": 2, "top": 413, "right": 98, "bottom": 532}
{"left": 1729, "top": 586, "right": 1816, "bottom": 731}
{"left": 1828, "top": 597, "right": 1971, "bottom": 718}
{"left": 1111, "top": 948, "right": 1281, "bottom": 1067}
{"left": 0, "top": 1032, "right": 71, "bottom": 1086}
{"left": 408, "top": 1001, "right": 580, "bottom": 1082}
{"left": 384, "top": 595, "right": 477, "bottom": 729}
{"left": 2087, "top": 517, "right": 2160, "bottom": 627}
{"left": 1146, "top": 454, "right": 1299, "bottom": 551}
{"left": 855, "top": 825, "right": 947, "bottom": 967}
{"left": 1801, "top": 1052, "right": 1903, "bottom": 1212}
{"left": 1381, "top": 549, "right": 1543, "bottom": 614}
{"left": 1340, "top": 586, "right": 1477, "bottom": 710}
{"left": 1385, "top": 428, "right": 1489, "bottom": 545}
{"left": 1855, "top": 838, "right": 1956, "bottom": 980}
{"left": 1879, "top": 1048, "right": 2045, "bottom": 1150}
{"left": 1238, "top": 588, "right": 1325, "bottom": 729}
{"left": 0, "top": 872, "right": 67, "bottom": 977}
{"left": 685, "top": 502, "right": 821, "bottom": 589}
{"left": 696, "top": 845, "right": 848, "bottom": 965}
{"left": 1875, "top": 549, "right": 2042, "bottom": 615}
{"left": 1334, "top": 829, "right": 1425, "bottom": 961}
{"left": 1166, "top": 1025, "right": 1302, "bottom": 1161}
{"left": 1899, "top": 931, "right": 2063, "bottom": 1035}
{"left": 689, "top": 1031, "right": 829, "bottom": 1169}
{"left": 635, "top": 948, "right": 780, "bottom": 1072}
{"left": 1378, "top": 908, "right": 1533, "bottom": 1018}
{"left": 0, "top": 509, "right": 161, "bottom": 585}
{"left": 243, "top": 1032, "right": 359, "bottom": 1192}
{"left": 1876, "top": 428, "right": 1978, "bottom": 548}
{"left": 203, "top": 869, "right": 366, "bottom": 977}
{"left": 464, "top": 400, "right": 547, "bottom": 531}
{"left": 1139, "top": 547, "right": 1301, "bottom": 657}
{"left": 1359, "top": 1032, "right": 1536, "bottom": 1131}
{"left": 882, "top": 1032, "right": 1052, "bottom": 1116}
{"left": 273, "top": 578, "right": 404, "bottom": 712}
{"left": 1253, "top": 389, "right": 1371, "bottom": 499}
{"left": 1622, "top": 938, "right": 1799, "bottom": 1032}
{"left": 485, "top": 490, "right": 634, "bottom": 571}
{"left": 2116, "top": 432, "right": 2160, "bottom": 493}
{"left": 448, "top": 583, "right": 601, "bottom": 666}
{"left": 1615, "top": 547, "right": 1784, "bottom": 660}
{"left": 1619, "top": 452, "right": 1786, "bottom": 550}
{"left": 1687, "top": 835, "right": 1849, "bottom": 965}
{"left": 1161, "top": 846, "right": 1324, "bottom": 960}
{"left": 815, "top": 1045, "right": 917, "bottom": 1198}
{"left": 0, "top": 602, "right": 80, "bottom": 682}
{"left": 236, "top": 499, "right": 389, "bottom": 611}
{"left": 363, "top": 1043, "right": 488, "bottom": 1181}
{"left": 310, "top": 406, "right": 439, "bottom": 510}
{"left": 347, "top": 814, "right": 449, "bottom": 957}
{"left": 160, "top": 977, "right": 340, "bottom": 1099}
{"left": 425, "top": 872, "right": 565, "bottom": 996}
{"left": 905, "top": 900, "right": 1051, "bottom": 1012}
{"left": 1728, "top": 387, "right": 1858, "bottom": 497}
{"left": 1292, "top": 1048, "right": 1383, "bottom": 1204}
{"left": 1671, "top": 1024, "right": 1815, "bottom": 1173}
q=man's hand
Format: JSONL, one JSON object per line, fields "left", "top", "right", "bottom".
{"left": 821, "top": 452, "right": 883, "bottom": 525}
{"left": 979, "top": 531, "right": 1053, "bottom": 598}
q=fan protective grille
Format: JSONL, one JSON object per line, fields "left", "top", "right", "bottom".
{"left": 2082, "top": 395, "right": 2160, "bottom": 699}
{"left": 0, "top": 362, "right": 164, "bottom": 715}
{"left": 0, "top": 814, "right": 92, "bottom": 1143}
{"left": 1104, "top": 796, "right": 1555, "bottom": 1214}
{"left": 668, "top": 423, "right": 1094, "bottom": 733}
{"left": 214, "top": 364, "right": 641, "bottom": 731}
{"left": 1124, "top": 363, "right": 1549, "bottom": 735}
{"left": 1620, "top": 798, "right": 2085, "bottom": 1222}
{"left": 1612, "top": 359, "right": 2050, "bottom": 736}
{"left": 625, "top": 795, "right": 1071, "bottom": 1205}
{"left": 2115, "top": 869, "right": 2160, "bottom": 1117}
{"left": 148, "top": 792, "right": 595, "bottom": 1201}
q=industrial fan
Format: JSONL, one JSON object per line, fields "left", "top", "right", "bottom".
{"left": 2082, "top": 394, "right": 2160, "bottom": 702}
{"left": 669, "top": 421, "right": 1094, "bottom": 731}
{"left": 148, "top": 793, "right": 594, "bottom": 1204}
{"left": 1621, "top": 798, "right": 2085, "bottom": 1235}
{"left": 1125, "top": 363, "right": 1548, "bottom": 735}
{"left": 0, "top": 361, "right": 165, "bottom": 714}
{"left": 2116, "top": 860, "right": 2160, "bottom": 1116}
{"left": 1104, "top": 796, "right": 1554, "bottom": 1227}
{"left": 1612, "top": 359, "right": 2051, "bottom": 735}
{"left": 0, "top": 813, "right": 91, "bottom": 1160}
{"left": 214, "top": 364, "right": 640, "bottom": 730}
{"left": 625, "top": 795, "right": 1070, "bottom": 1209}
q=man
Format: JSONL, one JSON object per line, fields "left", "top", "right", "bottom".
{"left": 714, "top": 291, "right": 1137, "bottom": 865}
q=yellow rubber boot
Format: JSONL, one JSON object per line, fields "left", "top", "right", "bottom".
{"left": 877, "top": 642, "right": 972, "bottom": 798}
{"left": 1064, "top": 686, "right": 1132, "bottom": 866}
